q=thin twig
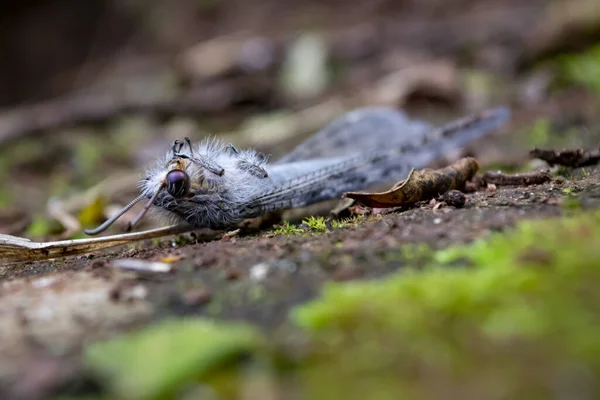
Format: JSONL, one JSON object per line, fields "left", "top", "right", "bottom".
{"left": 530, "top": 148, "right": 600, "bottom": 168}
{"left": 0, "top": 225, "right": 216, "bottom": 263}
{"left": 482, "top": 169, "right": 552, "bottom": 186}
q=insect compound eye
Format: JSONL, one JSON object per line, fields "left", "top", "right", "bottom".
{"left": 165, "top": 169, "right": 190, "bottom": 198}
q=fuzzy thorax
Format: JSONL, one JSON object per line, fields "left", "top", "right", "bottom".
{"left": 140, "top": 138, "right": 273, "bottom": 229}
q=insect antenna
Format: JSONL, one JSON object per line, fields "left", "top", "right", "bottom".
{"left": 172, "top": 139, "right": 184, "bottom": 155}
{"left": 84, "top": 193, "right": 147, "bottom": 236}
{"left": 126, "top": 184, "right": 165, "bottom": 232}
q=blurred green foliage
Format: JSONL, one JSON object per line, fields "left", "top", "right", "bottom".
{"left": 85, "top": 319, "right": 265, "bottom": 400}
{"left": 558, "top": 43, "right": 600, "bottom": 97}
{"left": 25, "top": 215, "right": 64, "bottom": 238}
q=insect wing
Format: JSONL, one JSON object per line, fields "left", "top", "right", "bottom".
{"left": 242, "top": 107, "right": 510, "bottom": 217}
{"left": 275, "top": 107, "right": 433, "bottom": 163}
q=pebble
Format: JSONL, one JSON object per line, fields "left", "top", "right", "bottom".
{"left": 442, "top": 190, "right": 467, "bottom": 208}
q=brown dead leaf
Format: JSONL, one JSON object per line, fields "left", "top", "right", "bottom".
{"left": 343, "top": 157, "right": 479, "bottom": 208}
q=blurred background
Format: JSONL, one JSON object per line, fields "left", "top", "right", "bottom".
{"left": 0, "top": 0, "right": 599, "bottom": 239}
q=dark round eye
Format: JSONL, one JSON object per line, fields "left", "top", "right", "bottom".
{"left": 166, "top": 169, "right": 190, "bottom": 198}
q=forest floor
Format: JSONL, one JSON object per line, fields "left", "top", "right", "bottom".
{"left": 0, "top": 0, "right": 600, "bottom": 398}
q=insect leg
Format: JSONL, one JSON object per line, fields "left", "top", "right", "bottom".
{"left": 174, "top": 153, "right": 225, "bottom": 176}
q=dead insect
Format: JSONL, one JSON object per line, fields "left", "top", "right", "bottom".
{"left": 85, "top": 106, "right": 510, "bottom": 235}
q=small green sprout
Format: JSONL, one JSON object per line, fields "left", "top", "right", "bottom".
{"left": 302, "top": 216, "right": 329, "bottom": 232}
{"left": 272, "top": 221, "right": 303, "bottom": 235}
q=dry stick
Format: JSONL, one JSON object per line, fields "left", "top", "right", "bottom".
{"left": 0, "top": 225, "right": 217, "bottom": 263}
{"left": 530, "top": 148, "right": 600, "bottom": 168}
{"left": 482, "top": 170, "right": 553, "bottom": 186}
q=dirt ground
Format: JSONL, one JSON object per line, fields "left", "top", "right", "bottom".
{"left": 0, "top": 0, "right": 600, "bottom": 398}
{"left": 2, "top": 168, "right": 599, "bottom": 398}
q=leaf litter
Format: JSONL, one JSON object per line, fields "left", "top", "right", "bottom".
{"left": 343, "top": 157, "right": 480, "bottom": 208}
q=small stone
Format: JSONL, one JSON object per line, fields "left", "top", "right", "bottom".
{"left": 442, "top": 190, "right": 466, "bottom": 208}
{"left": 249, "top": 263, "right": 270, "bottom": 282}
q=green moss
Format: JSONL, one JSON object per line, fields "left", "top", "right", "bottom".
{"left": 272, "top": 220, "right": 304, "bottom": 235}
{"left": 291, "top": 212, "right": 600, "bottom": 399}
{"left": 85, "top": 318, "right": 265, "bottom": 400}
{"left": 273, "top": 215, "right": 364, "bottom": 236}
{"left": 331, "top": 215, "right": 364, "bottom": 228}
{"left": 302, "top": 216, "right": 328, "bottom": 232}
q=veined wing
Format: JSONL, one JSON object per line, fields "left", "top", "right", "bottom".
{"left": 275, "top": 107, "right": 434, "bottom": 163}
{"left": 241, "top": 107, "right": 510, "bottom": 217}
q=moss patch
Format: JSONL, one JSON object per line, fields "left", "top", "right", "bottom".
{"left": 272, "top": 220, "right": 304, "bottom": 235}
{"left": 273, "top": 215, "right": 366, "bottom": 236}
{"left": 302, "top": 216, "right": 329, "bottom": 232}
{"left": 291, "top": 211, "right": 600, "bottom": 399}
